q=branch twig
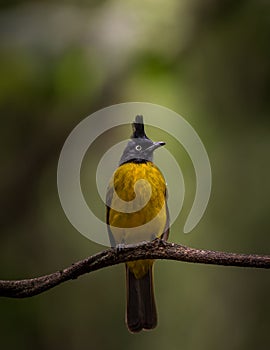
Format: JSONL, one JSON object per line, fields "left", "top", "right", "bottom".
{"left": 0, "top": 239, "right": 269, "bottom": 298}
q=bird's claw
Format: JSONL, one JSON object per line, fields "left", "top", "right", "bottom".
{"left": 116, "top": 243, "right": 126, "bottom": 252}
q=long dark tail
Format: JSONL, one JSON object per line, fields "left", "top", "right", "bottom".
{"left": 125, "top": 264, "right": 157, "bottom": 333}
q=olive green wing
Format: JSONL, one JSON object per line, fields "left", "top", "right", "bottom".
{"left": 106, "top": 182, "right": 116, "bottom": 247}
{"left": 161, "top": 187, "right": 170, "bottom": 241}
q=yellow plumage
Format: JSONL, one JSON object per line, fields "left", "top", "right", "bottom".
{"left": 107, "top": 162, "right": 167, "bottom": 279}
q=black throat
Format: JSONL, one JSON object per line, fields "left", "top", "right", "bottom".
{"left": 122, "top": 158, "right": 149, "bottom": 165}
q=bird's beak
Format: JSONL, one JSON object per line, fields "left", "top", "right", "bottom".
{"left": 146, "top": 141, "right": 166, "bottom": 152}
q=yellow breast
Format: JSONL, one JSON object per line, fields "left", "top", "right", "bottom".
{"left": 107, "top": 162, "right": 167, "bottom": 245}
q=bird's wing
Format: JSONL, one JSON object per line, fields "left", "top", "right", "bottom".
{"left": 161, "top": 188, "right": 170, "bottom": 241}
{"left": 106, "top": 182, "right": 116, "bottom": 247}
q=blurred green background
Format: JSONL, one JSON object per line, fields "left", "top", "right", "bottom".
{"left": 0, "top": 0, "right": 270, "bottom": 349}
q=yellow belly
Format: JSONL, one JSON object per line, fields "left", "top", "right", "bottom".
{"left": 107, "top": 162, "right": 167, "bottom": 245}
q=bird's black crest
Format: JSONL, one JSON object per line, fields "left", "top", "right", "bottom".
{"left": 132, "top": 115, "right": 148, "bottom": 139}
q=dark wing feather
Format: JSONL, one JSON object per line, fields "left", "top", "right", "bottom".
{"left": 161, "top": 188, "right": 170, "bottom": 241}
{"left": 106, "top": 183, "right": 116, "bottom": 247}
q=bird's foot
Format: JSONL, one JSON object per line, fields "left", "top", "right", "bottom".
{"left": 116, "top": 243, "right": 126, "bottom": 252}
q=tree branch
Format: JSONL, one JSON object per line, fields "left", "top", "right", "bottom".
{"left": 0, "top": 239, "right": 269, "bottom": 298}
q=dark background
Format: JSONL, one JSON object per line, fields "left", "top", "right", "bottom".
{"left": 0, "top": 1, "right": 270, "bottom": 349}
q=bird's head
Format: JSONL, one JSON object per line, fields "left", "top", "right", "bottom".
{"left": 119, "top": 115, "right": 165, "bottom": 165}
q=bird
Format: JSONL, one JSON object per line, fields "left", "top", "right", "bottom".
{"left": 106, "top": 115, "right": 169, "bottom": 333}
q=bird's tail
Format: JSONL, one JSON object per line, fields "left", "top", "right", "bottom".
{"left": 125, "top": 263, "right": 157, "bottom": 333}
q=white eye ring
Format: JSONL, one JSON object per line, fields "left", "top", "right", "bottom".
{"left": 135, "top": 145, "right": 142, "bottom": 151}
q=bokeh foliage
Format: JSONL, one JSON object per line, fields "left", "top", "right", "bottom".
{"left": 0, "top": 1, "right": 270, "bottom": 349}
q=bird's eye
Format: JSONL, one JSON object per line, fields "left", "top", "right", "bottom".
{"left": 135, "top": 145, "right": 142, "bottom": 151}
